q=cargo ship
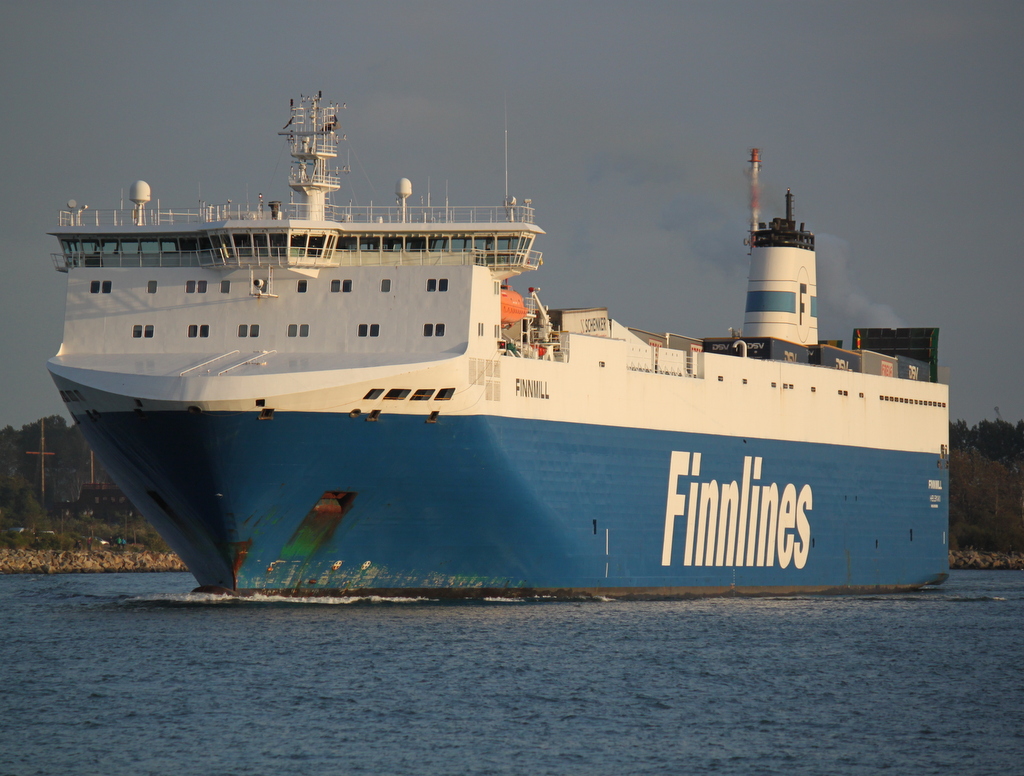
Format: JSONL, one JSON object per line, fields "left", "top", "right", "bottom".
{"left": 47, "top": 94, "right": 949, "bottom": 597}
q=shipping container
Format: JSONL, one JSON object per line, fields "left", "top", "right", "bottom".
{"left": 860, "top": 349, "right": 898, "bottom": 378}
{"left": 667, "top": 333, "right": 703, "bottom": 353}
{"left": 629, "top": 328, "right": 667, "bottom": 348}
{"left": 551, "top": 308, "right": 611, "bottom": 337}
{"left": 809, "top": 344, "right": 861, "bottom": 372}
{"left": 703, "top": 337, "right": 809, "bottom": 363}
{"left": 898, "top": 356, "right": 929, "bottom": 382}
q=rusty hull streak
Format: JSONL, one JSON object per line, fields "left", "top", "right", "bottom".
{"left": 228, "top": 539, "right": 253, "bottom": 590}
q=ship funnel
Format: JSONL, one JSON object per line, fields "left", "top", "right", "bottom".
{"left": 743, "top": 170, "right": 817, "bottom": 345}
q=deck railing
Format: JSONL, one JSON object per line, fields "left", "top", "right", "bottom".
{"left": 57, "top": 202, "right": 536, "bottom": 227}
{"left": 52, "top": 248, "right": 542, "bottom": 273}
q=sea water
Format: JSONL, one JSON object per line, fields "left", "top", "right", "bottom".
{"left": 1, "top": 571, "right": 1020, "bottom": 775}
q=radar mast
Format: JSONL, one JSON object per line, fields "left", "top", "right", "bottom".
{"left": 279, "top": 92, "right": 342, "bottom": 221}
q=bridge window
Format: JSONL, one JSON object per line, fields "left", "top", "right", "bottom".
{"left": 450, "top": 237, "right": 471, "bottom": 251}
{"left": 269, "top": 233, "right": 288, "bottom": 257}
{"left": 406, "top": 236, "right": 426, "bottom": 251}
{"left": 382, "top": 236, "right": 403, "bottom": 251}
{"left": 360, "top": 236, "right": 379, "bottom": 251}
{"left": 337, "top": 236, "right": 357, "bottom": 251}
{"left": 252, "top": 233, "right": 268, "bottom": 256}
{"left": 429, "top": 236, "right": 449, "bottom": 251}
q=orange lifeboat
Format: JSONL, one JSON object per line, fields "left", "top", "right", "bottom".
{"left": 500, "top": 285, "right": 528, "bottom": 327}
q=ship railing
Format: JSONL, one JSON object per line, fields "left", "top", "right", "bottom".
{"left": 308, "top": 202, "right": 536, "bottom": 224}
{"left": 58, "top": 204, "right": 275, "bottom": 227}
{"left": 52, "top": 248, "right": 543, "bottom": 272}
{"left": 57, "top": 203, "right": 536, "bottom": 227}
{"left": 288, "top": 169, "right": 342, "bottom": 188}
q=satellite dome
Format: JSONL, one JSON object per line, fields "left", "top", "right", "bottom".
{"left": 396, "top": 178, "right": 412, "bottom": 200}
{"left": 129, "top": 180, "right": 151, "bottom": 205}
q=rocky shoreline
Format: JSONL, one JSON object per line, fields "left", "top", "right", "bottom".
{"left": 948, "top": 550, "right": 1024, "bottom": 570}
{"left": 1, "top": 548, "right": 1021, "bottom": 575}
{"left": 0, "top": 549, "right": 187, "bottom": 575}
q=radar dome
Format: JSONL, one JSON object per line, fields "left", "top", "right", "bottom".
{"left": 129, "top": 180, "right": 151, "bottom": 205}
{"left": 396, "top": 178, "right": 412, "bottom": 200}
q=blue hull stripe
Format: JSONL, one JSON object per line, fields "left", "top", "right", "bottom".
{"left": 77, "top": 411, "right": 949, "bottom": 595}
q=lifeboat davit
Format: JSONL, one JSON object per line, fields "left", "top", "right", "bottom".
{"left": 500, "top": 285, "right": 528, "bottom": 327}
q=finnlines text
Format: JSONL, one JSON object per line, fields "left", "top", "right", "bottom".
{"left": 515, "top": 379, "right": 550, "bottom": 399}
{"left": 661, "top": 452, "right": 812, "bottom": 569}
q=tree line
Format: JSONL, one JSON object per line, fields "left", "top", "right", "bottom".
{"left": 949, "top": 418, "right": 1024, "bottom": 552}
{"left": 1, "top": 414, "right": 1022, "bottom": 553}
{"left": 0, "top": 415, "right": 165, "bottom": 549}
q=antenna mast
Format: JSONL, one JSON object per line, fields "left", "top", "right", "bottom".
{"left": 279, "top": 93, "right": 342, "bottom": 221}
{"left": 748, "top": 148, "right": 762, "bottom": 234}
{"left": 504, "top": 98, "right": 509, "bottom": 204}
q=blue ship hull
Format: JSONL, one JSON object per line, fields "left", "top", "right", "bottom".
{"left": 76, "top": 410, "right": 949, "bottom": 597}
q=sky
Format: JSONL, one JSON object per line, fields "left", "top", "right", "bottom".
{"left": 0, "top": 0, "right": 1021, "bottom": 428}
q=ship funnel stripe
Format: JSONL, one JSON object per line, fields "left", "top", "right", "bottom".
{"left": 661, "top": 452, "right": 812, "bottom": 570}
{"left": 746, "top": 290, "right": 797, "bottom": 314}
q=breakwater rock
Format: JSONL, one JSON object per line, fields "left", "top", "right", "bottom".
{"left": 949, "top": 550, "right": 1024, "bottom": 570}
{"left": 0, "top": 549, "right": 187, "bottom": 574}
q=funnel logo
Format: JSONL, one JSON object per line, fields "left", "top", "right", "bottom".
{"left": 661, "top": 452, "right": 812, "bottom": 569}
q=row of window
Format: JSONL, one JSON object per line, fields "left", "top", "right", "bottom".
{"left": 64, "top": 234, "right": 529, "bottom": 256}
{"left": 363, "top": 388, "right": 456, "bottom": 401}
{"left": 129, "top": 322, "right": 447, "bottom": 339}
{"left": 881, "top": 395, "right": 946, "bottom": 407}
{"left": 91, "top": 278, "right": 449, "bottom": 295}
